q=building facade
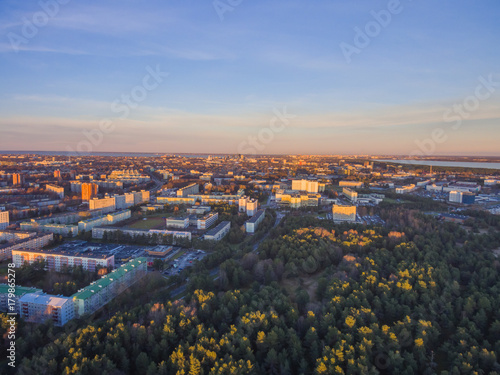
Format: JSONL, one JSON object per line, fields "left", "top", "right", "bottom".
{"left": 72, "top": 257, "right": 147, "bottom": 317}
{"left": 19, "top": 293, "right": 75, "bottom": 326}
{"left": 332, "top": 205, "right": 357, "bottom": 222}
{"left": 177, "top": 183, "right": 199, "bottom": 197}
{"left": 46, "top": 184, "right": 64, "bottom": 199}
{"left": 245, "top": 210, "right": 266, "bottom": 234}
{"left": 0, "top": 233, "right": 53, "bottom": 261}
{"left": 0, "top": 210, "right": 9, "bottom": 230}
{"left": 197, "top": 212, "right": 219, "bottom": 230}
{"left": 89, "top": 196, "right": 116, "bottom": 213}
{"left": 82, "top": 183, "right": 99, "bottom": 201}
{"left": 204, "top": 221, "right": 231, "bottom": 241}
{"left": 292, "top": 179, "right": 319, "bottom": 193}
{"left": 12, "top": 250, "right": 114, "bottom": 271}
{"left": 166, "top": 217, "right": 190, "bottom": 229}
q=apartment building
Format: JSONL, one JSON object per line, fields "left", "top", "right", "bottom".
{"left": 45, "top": 184, "right": 64, "bottom": 199}
{"left": 0, "top": 233, "right": 53, "bottom": 261}
{"left": 239, "top": 196, "right": 259, "bottom": 216}
{"left": 204, "top": 221, "right": 231, "bottom": 241}
{"left": 197, "top": 212, "right": 219, "bottom": 230}
{"left": 332, "top": 205, "right": 357, "bottom": 222}
{"left": 19, "top": 293, "right": 75, "bottom": 327}
{"left": 0, "top": 284, "right": 43, "bottom": 313}
{"left": 89, "top": 196, "right": 116, "bottom": 213}
{"left": 78, "top": 210, "right": 131, "bottom": 232}
{"left": 156, "top": 197, "right": 196, "bottom": 205}
{"left": 291, "top": 179, "right": 320, "bottom": 193}
{"left": 92, "top": 227, "right": 192, "bottom": 241}
{"left": 343, "top": 187, "right": 358, "bottom": 203}
{"left": 166, "top": 217, "right": 189, "bottom": 229}
{"left": 339, "top": 181, "right": 364, "bottom": 189}
{"left": 0, "top": 210, "right": 9, "bottom": 230}
{"left": 73, "top": 257, "right": 147, "bottom": 316}
{"left": 177, "top": 183, "right": 199, "bottom": 197}
{"left": 12, "top": 249, "right": 114, "bottom": 271}
{"left": 245, "top": 210, "right": 266, "bottom": 234}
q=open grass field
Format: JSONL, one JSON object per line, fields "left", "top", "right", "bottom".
{"left": 127, "top": 217, "right": 165, "bottom": 230}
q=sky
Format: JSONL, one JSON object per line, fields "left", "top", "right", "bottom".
{"left": 0, "top": 0, "right": 499, "bottom": 156}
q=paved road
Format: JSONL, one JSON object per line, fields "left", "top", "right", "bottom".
{"left": 252, "top": 212, "right": 285, "bottom": 251}
{"left": 169, "top": 212, "right": 286, "bottom": 298}
{"left": 145, "top": 172, "right": 163, "bottom": 193}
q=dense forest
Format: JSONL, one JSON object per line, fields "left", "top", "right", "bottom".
{"left": 2, "top": 206, "right": 500, "bottom": 374}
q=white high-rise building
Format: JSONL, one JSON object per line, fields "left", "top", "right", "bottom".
{"left": 449, "top": 191, "right": 462, "bottom": 203}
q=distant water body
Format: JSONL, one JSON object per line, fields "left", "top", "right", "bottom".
{"left": 376, "top": 159, "right": 500, "bottom": 170}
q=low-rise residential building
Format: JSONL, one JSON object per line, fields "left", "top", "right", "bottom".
{"left": 177, "top": 183, "right": 199, "bottom": 197}
{"left": 187, "top": 206, "right": 211, "bottom": 215}
{"left": 0, "top": 284, "right": 43, "bottom": 313}
{"left": 275, "top": 191, "right": 320, "bottom": 208}
{"left": 89, "top": 196, "right": 116, "bottom": 213}
{"left": 245, "top": 210, "right": 266, "bottom": 234}
{"left": 156, "top": 197, "right": 196, "bottom": 205}
{"left": 396, "top": 185, "right": 416, "bottom": 194}
{"left": 45, "top": 184, "right": 64, "bottom": 199}
{"left": 166, "top": 217, "right": 189, "bottom": 229}
{"left": 78, "top": 210, "right": 131, "bottom": 232}
{"left": 343, "top": 187, "right": 358, "bottom": 203}
{"left": 21, "top": 221, "right": 79, "bottom": 237}
{"left": 19, "top": 293, "right": 75, "bottom": 326}
{"left": 72, "top": 257, "right": 147, "bottom": 317}
{"left": 0, "top": 233, "right": 53, "bottom": 261}
{"left": 204, "top": 221, "right": 231, "bottom": 241}
{"left": 339, "top": 181, "right": 364, "bottom": 189}
{"left": 0, "top": 230, "right": 35, "bottom": 242}
{"left": 197, "top": 212, "right": 219, "bottom": 230}
{"left": 12, "top": 249, "right": 114, "bottom": 271}
{"left": 92, "top": 227, "right": 192, "bottom": 241}
{"left": 332, "top": 205, "right": 357, "bottom": 222}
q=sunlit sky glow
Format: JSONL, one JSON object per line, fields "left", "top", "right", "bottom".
{"left": 0, "top": 0, "right": 499, "bottom": 156}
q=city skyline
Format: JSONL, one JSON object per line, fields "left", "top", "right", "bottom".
{"left": 1, "top": 0, "right": 499, "bottom": 155}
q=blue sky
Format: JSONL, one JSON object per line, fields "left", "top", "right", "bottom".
{"left": 0, "top": 0, "right": 499, "bottom": 155}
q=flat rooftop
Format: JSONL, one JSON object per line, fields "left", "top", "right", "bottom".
{"left": 0, "top": 284, "right": 42, "bottom": 296}
{"left": 205, "top": 221, "right": 230, "bottom": 236}
{"left": 19, "top": 293, "right": 72, "bottom": 307}
{"left": 246, "top": 210, "right": 265, "bottom": 224}
{"left": 72, "top": 257, "right": 147, "bottom": 300}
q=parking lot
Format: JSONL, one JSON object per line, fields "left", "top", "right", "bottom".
{"left": 361, "top": 215, "right": 385, "bottom": 225}
{"left": 162, "top": 249, "right": 207, "bottom": 276}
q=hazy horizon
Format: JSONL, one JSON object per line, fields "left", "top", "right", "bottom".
{"left": 1, "top": 0, "right": 499, "bottom": 155}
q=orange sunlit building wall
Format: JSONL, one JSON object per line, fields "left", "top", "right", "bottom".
{"left": 82, "top": 183, "right": 98, "bottom": 201}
